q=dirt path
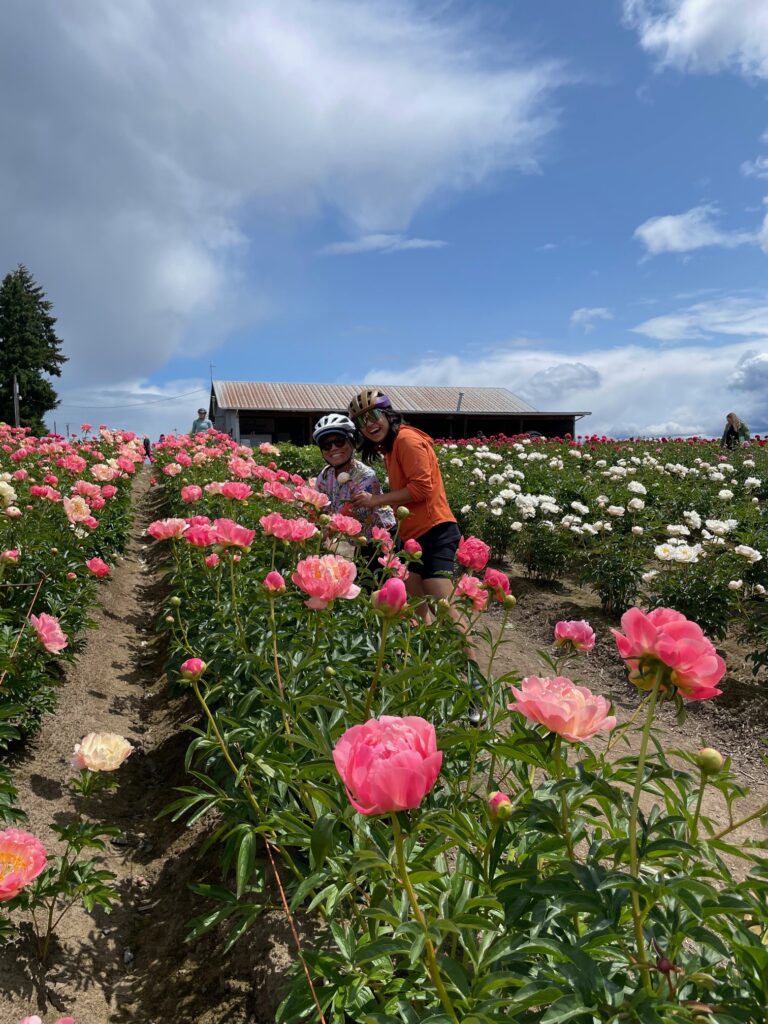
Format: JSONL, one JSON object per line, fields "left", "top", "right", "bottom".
{"left": 0, "top": 471, "right": 291, "bottom": 1024}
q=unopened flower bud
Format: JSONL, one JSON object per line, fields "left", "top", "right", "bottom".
{"left": 503, "top": 594, "right": 517, "bottom": 609}
{"left": 696, "top": 747, "right": 724, "bottom": 774}
{"left": 488, "top": 791, "right": 513, "bottom": 821}
{"left": 336, "top": 472, "right": 350, "bottom": 485}
{"left": 324, "top": 665, "right": 336, "bottom": 677}
{"left": 396, "top": 506, "right": 410, "bottom": 519}
{"left": 165, "top": 614, "right": 174, "bottom": 623}
{"left": 50, "top": 547, "right": 58, "bottom": 556}
{"left": 355, "top": 534, "right": 367, "bottom": 545}
{"left": 319, "top": 514, "right": 331, "bottom": 525}
{"left": 180, "top": 658, "right": 207, "bottom": 679}
{"left": 170, "top": 596, "right": 182, "bottom": 607}
{"left": 436, "top": 598, "right": 451, "bottom": 614}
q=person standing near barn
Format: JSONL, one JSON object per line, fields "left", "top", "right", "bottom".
{"left": 191, "top": 407, "right": 213, "bottom": 436}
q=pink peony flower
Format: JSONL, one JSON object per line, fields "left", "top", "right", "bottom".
{"left": 72, "top": 733, "right": 134, "bottom": 772}
{"left": 612, "top": 607, "right": 726, "bottom": 700}
{"left": 328, "top": 513, "right": 362, "bottom": 537}
{"left": 292, "top": 554, "right": 361, "bottom": 609}
{"left": 147, "top": 518, "right": 188, "bottom": 540}
{"left": 85, "top": 557, "right": 110, "bottom": 578}
{"left": 454, "top": 574, "right": 489, "bottom": 612}
{"left": 30, "top": 612, "right": 68, "bottom": 653}
{"left": 221, "top": 481, "right": 253, "bottom": 501}
{"left": 371, "top": 526, "right": 394, "bottom": 553}
{"left": 185, "top": 515, "right": 211, "bottom": 527}
{"left": 212, "top": 518, "right": 255, "bottom": 549}
{"left": 554, "top": 619, "right": 595, "bottom": 652}
{"left": 483, "top": 567, "right": 511, "bottom": 601}
{"left": 263, "top": 480, "right": 294, "bottom": 503}
{"left": 101, "top": 484, "right": 118, "bottom": 499}
{"left": 333, "top": 716, "right": 442, "bottom": 815}
{"left": 63, "top": 495, "right": 90, "bottom": 524}
{"left": 509, "top": 676, "right": 616, "bottom": 742}
{"left": 185, "top": 524, "right": 218, "bottom": 547}
{"left": 371, "top": 577, "right": 408, "bottom": 617}
{"left": 20, "top": 1017, "right": 74, "bottom": 1024}
{"left": 204, "top": 553, "right": 220, "bottom": 568}
{"left": 403, "top": 538, "right": 422, "bottom": 558}
{"left": 488, "top": 791, "right": 513, "bottom": 821}
{"left": 1, "top": 549, "right": 19, "bottom": 563}
{"left": 179, "top": 658, "right": 207, "bottom": 679}
{"left": 457, "top": 535, "right": 490, "bottom": 572}
{"left": 0, "top": 828, "right": 47, "bottom": 901}
{"left": 264, "top": 571, "right": 286, "bottom": 593}
{"left": 294, "top": 484, "right": 330, "bottom": 510}
{"left": 260, "top": 512, "right": 318, "bottom": 543}
{"left": 180, "top": 485, "right": 203, "bottom": 503}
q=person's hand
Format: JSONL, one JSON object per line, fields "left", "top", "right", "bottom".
{"left": 350, "top": 491, "right": 378, "bottom": 510}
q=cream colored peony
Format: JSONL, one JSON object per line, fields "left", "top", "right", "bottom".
{"left": 72, "top": 732, "right": 134, "bottom": 772}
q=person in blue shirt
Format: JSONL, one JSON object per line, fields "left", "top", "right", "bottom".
{"left": 191, "top": 408, "right": 213, "bottom": 435}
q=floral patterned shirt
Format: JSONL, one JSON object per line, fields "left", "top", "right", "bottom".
{"left": 315, "top": 459, "right": 396, "bottom": 540}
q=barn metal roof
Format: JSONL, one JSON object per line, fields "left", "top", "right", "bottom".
{"left": 212, "top": 381, "right": 548, "bottom": 415}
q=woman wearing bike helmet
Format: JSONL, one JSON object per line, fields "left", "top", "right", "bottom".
{"left": 347, "top": 389, "right": 460, "bottom": 611}
{"left": 313, "top": 413, "right": 395, "bottom": 541}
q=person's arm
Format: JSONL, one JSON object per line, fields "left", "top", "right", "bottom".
{"left": 351, "top": 485, "right": 413, "bottom": 509}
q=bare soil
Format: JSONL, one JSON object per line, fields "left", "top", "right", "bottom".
{"left": 0, "top": 481, "right": 765, "bottom": 1023}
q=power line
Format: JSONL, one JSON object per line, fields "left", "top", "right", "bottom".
{"left": 55, "top": 387, "right": 208, "bottom": 411}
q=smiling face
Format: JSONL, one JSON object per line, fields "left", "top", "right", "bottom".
{"left": 318, "top": 433, "right": 355, "bottom": 470}
{"left": 356, "top": 408, "right": 390, "bottom": 445}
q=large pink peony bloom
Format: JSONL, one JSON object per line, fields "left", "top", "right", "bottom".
{"left": 263, "top": 480, "right": 294, "bottom": 503}
{"left": 483, "top": 567, "right": 511, "bottom": 601}
{"left": 180, "top": 484, "right": 203, "bottom": 504}
{"left": 185, "top": 524, "right": 218, "bottom": 547}
{"left": 85, "top": 557, "right": 110, "bottom": 578}
{"left": 328, "top": 513, "right": 362, "bottom": 537}
{"left": 333, "top": 716, "right": 442, "bottom": 815}
{"left": 454, "top": 575, "right": 489, "bottom": 612}
{"left": 554, "top": 619, "right": 596, "bottom": 652}
{"left": 509, "top": 676, "right": 616, "bottom": 742}
{"left": 147, "top": 518, "right": 188, "bottom": 540}
{"left": 371, "top": 577, "right": 407, "bottom": 617}
{"left": 457, "top": 535, "right": 490, "bottom": 572}
{"left": 294, "top": 485, "right": 330, "bottom": 510}
{"left": 63, "top": 495, "right": 90, "bottom": 524}
{"left": 0, "top": 828, "right": 47, "bottom": 901}
{"left": 292, "top": 554, "right": 361, "bottom": 609}
{"left": 30, "top": 612, "right": 68, "bottom": 653}
{"left": 260, "top": 512, "right": 318, "bottom": 542}
{"left": 211, "top": 518, "right": 255, "bottom": 549}
{"left": 221, "top": 481, "right": 253, "bottom": 501}
{"left": 72, "top": 733, "right": 134, "bottom": 772}
{"left": 612, "top": 607, "right": 725, "bottom": 700}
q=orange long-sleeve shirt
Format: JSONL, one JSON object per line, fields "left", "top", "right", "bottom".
{"left": 383, "top": 425, "right": 456, "bottom": 542}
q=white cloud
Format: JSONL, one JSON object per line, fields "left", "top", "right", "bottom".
{"left": 320, "top": 234, "right": 447, "bottom": 256}
{"left": 0, "top": 1, "right": 563, "bottom": 395}
{"left": 633, "top": 296, "right": 768, "bottom": 341}
{"left": 634, "top": 204, "right": 755, "bottom": 255}
{"left": 625, "top": 0, "right": 768, "bottom": 78}
{"left": 728, "top": 351, "right": 768, "bottom": 390}
{"left": 741, "top": 155, "right": 768, "bottom": 179}
{"left": 569, "top": 307, "right": 613, "bottom": 332}
{"left": 367, "top": 334, "right": 768, "bottom": 437}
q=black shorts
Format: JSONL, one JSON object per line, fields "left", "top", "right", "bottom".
{"left": 408, "top": 521, "right": 460, "bottom": 580}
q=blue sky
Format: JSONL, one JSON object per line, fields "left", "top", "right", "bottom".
{"left": 2, "top": 0, "right": 768, "bottom": 438}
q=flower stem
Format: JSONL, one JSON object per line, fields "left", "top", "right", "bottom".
{"left": 689, "top": 769, "right": 706, "bottom": 846}
{"left": 391, "top": 814, "right": 459, "bottom": 1024}
{"left": 627, "top": 667, "right": 663, "bottom": 993}
{"left": 363, "top": 619, "right": 390, "bottom": 720}
{"left": 712, "top": 801, "right": 768, "bottom": 841}
{"left": 268, "top": 596, "right": 291, "bottom": 738}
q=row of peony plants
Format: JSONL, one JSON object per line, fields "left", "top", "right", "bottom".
{"left": 138, "top": 429, "right": 768, "bottom": 1022}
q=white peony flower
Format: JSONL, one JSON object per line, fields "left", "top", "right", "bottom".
{"left": 728, "top": 580, "right": 743, "bottom": 590}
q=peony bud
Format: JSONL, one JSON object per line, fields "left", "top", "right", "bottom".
{"left": 396, "top": 506, "right": 410, "bottom": 519}
{"left": 164, "top": 614, "right": 174, "bottom": 623}
{"left": 263, "top": 571, "right": 286, "bottom": 593}
{"left": 336, "top": 472, "right": 350, "bottom": 485}
{"left": 180, "top": 658, "right": 207, "bottom": 679}
{"left": 324, "top": 665, "right": 336, "bottom": 677}
{"left": 696, "top": 747, "right": 724, "bottom": 774}
{"left": 371, "top": 577, "right": 407, "bottom": 618}
{"left": 488, "top": 791, "right": 513, "bottom": 821}
{"left": 503, "top": 594, "right": 517, "bottom": 609}
{"left": 319, "top": 514, "right": 331, "bottom": 525}
{"left": 169, "top": 596, "right": 182, "bottom": 607}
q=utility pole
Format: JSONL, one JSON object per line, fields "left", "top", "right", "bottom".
{"left": 12, "top": 374, "right": 20, "bottom": 427}
{"left": 66, "top": 423, "right": 70, "bottom": 438}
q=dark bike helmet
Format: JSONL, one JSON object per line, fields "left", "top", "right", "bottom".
{"left": 347, "top": 388, "right": 392, "bottom": 420}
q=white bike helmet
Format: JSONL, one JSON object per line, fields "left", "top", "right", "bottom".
{"left": 313, "top": 413, "right": 357, "bottom": 444}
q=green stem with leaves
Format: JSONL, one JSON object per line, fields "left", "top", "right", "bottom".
{"left": 363, "top": 618, "right": 390, "bottom": 720}
{"left": 391, "top": 814, "right": 459, "bottom": 1024}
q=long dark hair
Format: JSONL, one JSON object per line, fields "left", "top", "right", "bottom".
{"left": 360, "top": 409, "right": 404, "bottom": 462}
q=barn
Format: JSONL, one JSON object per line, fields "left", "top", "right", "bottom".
{"left": 209, "top": 381, "right": 589, "bottom": 445}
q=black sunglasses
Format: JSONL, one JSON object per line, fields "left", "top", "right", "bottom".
{"left": 319, "top": 435, "right": 351, "bottom": 451}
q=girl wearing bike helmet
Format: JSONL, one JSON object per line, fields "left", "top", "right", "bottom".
{"left": 313, "top": 413, "right": 395, "bottom": 540}
{"left": 347, "top": 389, "right": 460, "bottom": 611}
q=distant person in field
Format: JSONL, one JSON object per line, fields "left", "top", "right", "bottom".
{"left": 313, "top": 412, "right": 395, "bottom": 554}
{"left": 191, "top": 407, "right": 213, "bottom": 436}
{"left": 142, "top": 435, "right": 151, "bottom": 461}
{"left": 721, "top": 412, "right": 750, "bottom": 449}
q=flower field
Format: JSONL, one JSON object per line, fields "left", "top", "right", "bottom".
{"left": 1, "top": 427, "right": 768, "bottom": 1023}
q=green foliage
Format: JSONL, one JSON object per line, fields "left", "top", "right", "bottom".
{"left": 0, "top": 264, "right": 67, "bottom": 433}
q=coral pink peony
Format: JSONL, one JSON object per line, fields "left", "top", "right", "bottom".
{"left": 371, "top": 526, "right": 394, "bottom": 553}
{"left": 72, "top": 733, "right": 134, "bottom": 772}
{"left": 204, "top": 553, "right": 220, "bottom": 568}
{"left": 20, "top": 1017, "right": 74, "bottom": 1024}
{"left": 333, "top": 716, "right": 442, "bottom": 815}
{"left": 260, "top": 512, "right": 318, "bottom": 543}
{"left": 179, "top": 658, "right": 207, "bottom": 679}
{"left": 554, "top": 619, "right": 595, "bottom": 652}
{"left": 264, "top": 571, "right": 286, "bottom": 593}
{"left": 1, "top": 549, "right": 19, "bottom": 563}
{"left": 371, "top": 577, "right": 408, "bottom": 617}
{"left": 292, "top": 554, "right": 361, "bottom": 609}
{"left": 612, "top": 607, "right": 725, "bottom": 700}
{"left": 483, "top": 567, "right": 511, "bottom": 601}
{"left": 221, "top": 481, "right": 253, "bottom": 501}
{"left": 454, "top": 575, "right": 489, "bottom": 612}
{"left": 180, "top": 485, "right": 203, "bottom": 503}
{"left": 85, "top": 557, "right": 110, "bottom": 578}
{"left": 457, "top": 535, "right": 490, "bottom": 572}
{"left": 403, "top": 538, "right": 422, "bottom": 558}
{"left": 212, "top": 518, "right": 255, "bottom": 549}
{"left": 488, "top": 791, "right": 513, "bottom": 821}
{"left": 328, "top": 513, "right": 362, "bottom": 537}
{"left": 509, "top": 676, "right": 616, "bottom": 742}
{"left": 185, "top": 525, "right": 218, "bottom": 547}
{"left": 294, "top": 484, "right": 330, "bottom": 510}
{"left": 147, "top": 518, "right": 188, "bottom": 540}
{"left": 0, "top": 828, "right": 47, "bottom": 900}
{"left": 30, "top": 613, "right": 68, "bottom": 653}
{"left": 263, "top": 480, "right": 294, "bottom": 503}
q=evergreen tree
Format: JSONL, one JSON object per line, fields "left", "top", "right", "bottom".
{"left": 0, "top": 265, "right": 67, "bottom": 434}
